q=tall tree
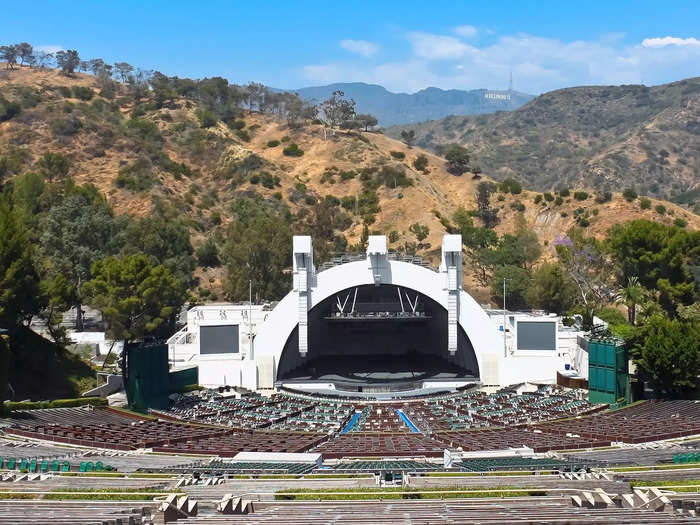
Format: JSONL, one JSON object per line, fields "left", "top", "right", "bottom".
{"left": 608, "top": 220, "right": 699, "bottom": 315}
{"left": 39, "top": 194, "right": 124, "bottom": 330}
{"left": 356, "top": 113, "right": 378, "bottom": 131}
{"left": 113, "top": 62, "right": 134, "bottom": 83}
{"left": 443, "top": 143, "right": 471, "bottom": 175}
{"left": 619, "top": 276, "right": 646, "bottom": 325}
{"left": 554, "top": 228, "right": 618, "bottom": 329}
{"left": 320, "top": 90, "right": 356, "bottom": 130}
{"left": 15, "top": 43, "right": 34, "bottom": 67}
{"left": 84, "top": 254, "right": 186, "bottom": 343}
{"left": 0, "top": 197, "right": 42, "bottom": 328}
{"left": 526, "top": 263, "right": 577, "bottom": 314}
{"left": 400, "top": 129, "right": 416, "bottom": 148}
{"left": 222, "top": 213, "right": 292, "bottom": 302}
{"left": 629, "top": 314, "right": 700, "bottom": 398}
{"left": 0, "top": 45, "right": 18, "bottom": 69}
{"left": 55, "top": 50, "right": 80, "bottom": 76}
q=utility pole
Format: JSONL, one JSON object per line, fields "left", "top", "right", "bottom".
{"left": 503, "top": 278, "right": 507, "bottom": 357}
{"left": 248, "top": 280, "right": 253, "bottom": 360}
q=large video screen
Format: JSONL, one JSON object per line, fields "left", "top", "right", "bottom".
{"left": 516, "top": 321, "right": 556, "bottom": 351}
{"left": 200, "top": 324, "right": 239, "bottom": 354}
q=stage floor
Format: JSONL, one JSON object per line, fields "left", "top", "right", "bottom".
{"left": 279, "top": 354, "right": 476, "bottom": 385}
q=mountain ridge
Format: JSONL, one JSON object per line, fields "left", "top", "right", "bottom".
{"left": 386, "top": 77, "right": 700, "bottom": 206}
{"left": 281, "top": 82, "right": 533, "bottom": 126}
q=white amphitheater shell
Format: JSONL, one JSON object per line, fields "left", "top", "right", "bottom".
{"left": 169, "top": 234, "right": 589, "bottom": 394}
{"left": 252, "top": 234, "right": 503, "bottom": 392}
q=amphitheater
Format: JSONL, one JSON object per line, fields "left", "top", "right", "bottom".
{"left": 1, "top": 235, "right": 699, "bottom": 523}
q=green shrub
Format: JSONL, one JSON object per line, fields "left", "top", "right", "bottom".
{"left": 17, "top": 87, "right": 41, "bottom": 108}
{"left": 559, "top": 188, "right": 570, "bottom": 197}
{"left": 654, "top": 204, "right": 666, "bottom": 215}
{"left": 509, "top": 201, "right": 525, "bottom": 212}
{"left": 390, "top": 150, "right": 405, "bottom": 160}
{"left": 340, "top": 170, "right": 356, "bottom": 181}
{"left": 50, "top": 115, "right": 82, "bottom": 137}
{"left": 674, "top": 218, "right": 687, "bottom": 228}
{"left": 260, "top": 172, "right": 281, "bottom": 189}
{"left": 413, "top": 154, "right": 429, "bottom": 172}
{"left": 595, "top": 191, "right": 612, "bottom": 203}
{"left": 0, "top": 95, "right": 22, "bottom": 122}
{"left": 196, "top": 238, "right": 220, "bottom": 267}
{"left": 281, "top": 135, "right": 290, "bottom": 142}
{"left": 554, "top": 196, "right": 563, "bottom": 206}
{"left": 58, "top": 86, "right": 73, "bottom": 98}
{"left": 267, "top": 139, "right": 281, "bottom": 148}
{"left": 623, "top": 188, "right": 638, "bottom": 202}
{"left": 236, "top": 129, "right": 251, "bottom": 142}
{"left": 227, "top": 119, "right": 245, "bottom": 130}
{"left": 283, "top": 143, "right": 304, "bottom": 157}
{"left": 114, "top": 159, "right": 155, "bottom": 192}
{"left": 196, "top": 108, "right": 217, "bottom": 128}
{"left": 377, "top": 165, "right": 413, "bottom": 188}
{"left": 573, "top": 191, "right": 589, "bottom": 201}
{"left": 544, "top": 192, "right": 554, "bottom": 202}
{"left": 294, "top": 182, "right": 307, "bottom": 193}
{"left": 499, "top": 178, "right": 522, "bottom": 194}
{"left": 640, "top": 197, "right": 652, "bottom": 209}
{"left": 534, "top": 194, "right": 543, "bottom": 204}
{"left": 71, "top": 86, "right": 94, "bottom": 101}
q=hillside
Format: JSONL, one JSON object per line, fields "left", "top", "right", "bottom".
{"left": 1, "top": 67, "right": 698, "bottom": 303}
{"left": 291, "top": 82, "right": 533, "bottom": 126}
{"left": 387, "top": 78, "right": 700, "bottom": 206}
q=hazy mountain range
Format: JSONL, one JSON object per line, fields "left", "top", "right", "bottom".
{"left": 283, "top": 82, "right": 533, "bottom": 126}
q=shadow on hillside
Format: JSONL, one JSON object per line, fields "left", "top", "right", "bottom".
{"left": 7, "top": 328, "right": 97, "bottom": 401}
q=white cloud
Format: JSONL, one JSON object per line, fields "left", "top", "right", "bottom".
{"left": 339, "top": 39, "right": 379, "bottom": 57}
{"left": 303, "top": 32, "right": 700, "bottom": 94}
{"left": 454, "top": 25, "right": 477, "bottom": 39}
{"left": 641, "top": 36, "right": 700, "bottom": 48}
{"left": 408, "top": 32, "right": 474, "bottom": 60}
{"left": 36, "top": 45, "right": 64, "bottom": 54}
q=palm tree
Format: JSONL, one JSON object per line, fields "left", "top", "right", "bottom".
{"left": 619, "top": 276, "right": 645, "bottom": 325}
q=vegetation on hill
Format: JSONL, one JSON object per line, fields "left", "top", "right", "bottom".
{"left": 0, "top": 42, "right": 698, "bottom": 398}
{"left": 387, "top": 78, "right": 700, "bottom": 207}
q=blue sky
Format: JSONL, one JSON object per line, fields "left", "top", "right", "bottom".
{"left": 5, "top": 1, "right": 700, "bottom": 94}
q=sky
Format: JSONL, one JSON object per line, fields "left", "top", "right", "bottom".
{"left": 5, "top": 0, "right": 700, "bottom": 94}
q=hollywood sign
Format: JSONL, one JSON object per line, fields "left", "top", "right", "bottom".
{"left": 484, "top": 92, "right": 511, "bottom": 101}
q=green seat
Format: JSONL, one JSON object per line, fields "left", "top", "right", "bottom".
{"left": 61, "top": 461, "right": 70, "bottom": 472}
{"left": 79, "top": 462, "right": 86, "bottom": 473}
{"left": 19, "top": 459, "right": 28, "bottom": 471}
{"left": 673, "top": 454, "right": 681, "bottom": 464}
{"left": 85, "top": 461, "right": 94, "bottom": 472}
{"left": 7, "top": 458, "right": 16, "bottom": 470}
{"left": 0, "top": 457, "right": 4, "bottom": 469}
{"left": 95, "top": 461, "right": 103, "bottom": 472}
{"left": 40, "top": 460, "right": 49, "bottom": 473}
{"left": 51, "top": 460, "right": 60, "bottom": 472}
{"left": 29, "top": 459, "right": 37, "bottom": 473}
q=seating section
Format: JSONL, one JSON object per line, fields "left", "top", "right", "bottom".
{"left": 163, "top": 392, "right": 355, "bottom": 434}
{"left": 333, "top": 459, "right": 441, "bottom": 472}
{"left": 533, "top": 400, "right": 700, "bottom": 444}
{"left": 6, "top": 407, "right": 325, "bottom": 457}
{"left": 311, "top": 432, "right": 447, "bottom": 458}
{"left": 457, "top": 456, "right": 594, "bottom": 472}
{"left": 4, "top": 399, "right": 700, "bottom": 459}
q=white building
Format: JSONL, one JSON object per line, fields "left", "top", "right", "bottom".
{"left": 168, "top": 234, "right": 589, "bottom": 394}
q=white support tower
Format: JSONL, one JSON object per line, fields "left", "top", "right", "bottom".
{"left": 293, "top": 236, "right": 314, "bottom": 356}
{"left": 441, "top": 234, "right": 462, "bottom": 355}
{"left": 367, "top": 235, "right": 388, "bottom": 286}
